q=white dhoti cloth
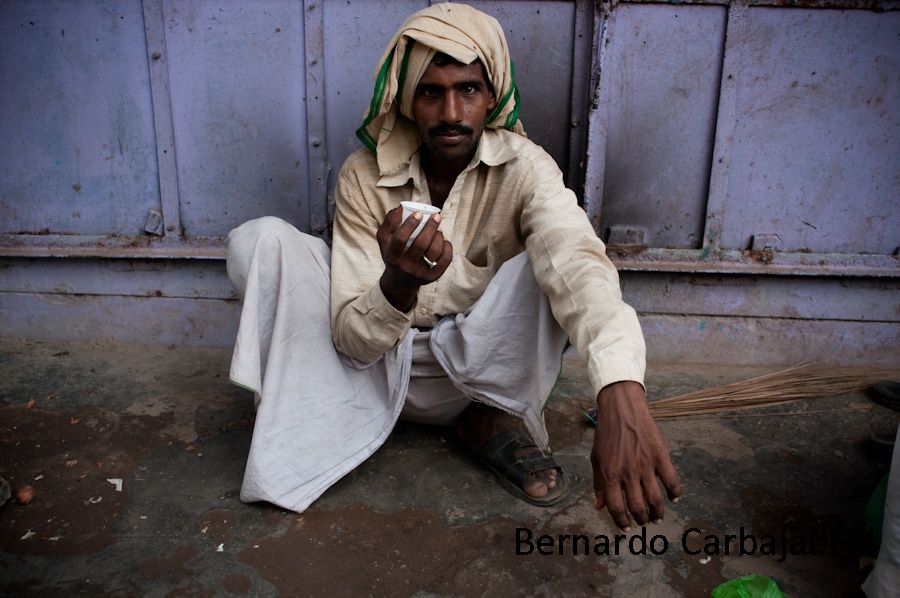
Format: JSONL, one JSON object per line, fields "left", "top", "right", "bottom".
{"left": 226, "top": 217, "right": 568, "bottom": 513}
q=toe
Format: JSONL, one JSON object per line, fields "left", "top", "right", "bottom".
{"left": 535, "top": 468, "right": 557, "bottom": 490}
{"left": 524, "top": 474, "right": 549, "bottom": 498}
{"left": 547, "top": 469, "right": 558, "bottom": 489}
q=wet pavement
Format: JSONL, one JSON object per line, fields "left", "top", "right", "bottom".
{"left": 1, "top": 338, "right": 897, "bottom": 596}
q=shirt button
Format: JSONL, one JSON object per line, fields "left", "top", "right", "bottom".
{"left": 419, "top": 307, "right": 427, "bottom": 315}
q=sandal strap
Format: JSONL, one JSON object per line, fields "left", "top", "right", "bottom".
{"left": 477, "top": 429, "right": 560, "bottom": 487}
{"left": 517, "top": 455, "right": 558, "bottom": 475}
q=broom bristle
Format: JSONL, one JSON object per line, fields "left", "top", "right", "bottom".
{"left": 647, "top": 363, "right": 897, "bottom": 419}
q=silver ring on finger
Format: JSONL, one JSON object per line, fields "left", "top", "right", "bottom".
{"left": 422, "top": 255, "right": 437, "bottom": 269}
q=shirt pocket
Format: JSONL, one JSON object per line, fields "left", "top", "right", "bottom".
{"left": 453, "top": 247, "right": 498, "bottom": 310}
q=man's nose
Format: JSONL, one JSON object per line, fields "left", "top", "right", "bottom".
{"left": 440, "top": 93, "right": 463, "bottom": 124}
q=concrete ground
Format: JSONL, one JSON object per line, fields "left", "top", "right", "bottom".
{"left": 0, "top": 338, "right": 897, "bottom": 597}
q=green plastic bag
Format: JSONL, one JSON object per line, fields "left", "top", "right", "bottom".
{"left": 711, "top": 575, "right": 788, "bottom": 598}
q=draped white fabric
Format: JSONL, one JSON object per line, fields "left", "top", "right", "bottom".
{"left": 226, "top": 217, "right": 567, "bottom": 513}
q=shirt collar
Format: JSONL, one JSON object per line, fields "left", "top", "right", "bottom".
{"left": 476, "top": 128, "right": 518, "bottom": 167}
{"left": 376, "top": 128, "right": 518, "bottom": 189}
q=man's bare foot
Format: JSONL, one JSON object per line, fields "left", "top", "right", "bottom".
{"left": 456, "top": 402, "right": 558, "bottom": 498}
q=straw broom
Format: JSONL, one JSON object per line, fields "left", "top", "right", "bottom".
{"left": 646, "top": 363, "right": 897, "bottom": 419}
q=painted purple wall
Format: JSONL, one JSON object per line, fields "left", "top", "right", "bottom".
{"left": 0, "top": 0, "right": 897, "bottom": 366}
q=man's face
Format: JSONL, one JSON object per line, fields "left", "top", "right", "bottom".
{"left": 412, "top": 60, "right": 497, "bottom": 165}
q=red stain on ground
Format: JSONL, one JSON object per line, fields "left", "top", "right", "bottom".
{"left": 138, "top": 544, "right": 201, "bottom": 580}
{"left": 239, "top": 507, "right": 611, "bottom": 596}
{"left": 0, "top": 404, "right": 165, "bottom": 556}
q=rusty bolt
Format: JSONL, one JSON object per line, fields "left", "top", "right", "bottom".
{"left": 152, "top": 52, "right": 162, "bottom": 60}
{"left": 311, "top": 138, "right": 322, "bottom": 147}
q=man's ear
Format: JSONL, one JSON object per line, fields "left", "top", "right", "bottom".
{"left": 487, "top": 92, "right": 497, "bottom": 114}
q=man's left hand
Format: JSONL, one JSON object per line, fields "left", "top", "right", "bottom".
{"left": 590, "top": 381, "right": 682, "bottom": 530}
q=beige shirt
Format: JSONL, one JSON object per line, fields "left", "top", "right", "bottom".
{"left": 330, "top": 128, "right": 645, "bottom": 396}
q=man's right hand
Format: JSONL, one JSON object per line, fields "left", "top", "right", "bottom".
{"left": 376, "top": 206, "right": 453, "bottom": 312}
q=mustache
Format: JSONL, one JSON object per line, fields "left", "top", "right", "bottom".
{"left": 428, "top": 124, "right": 473, "bottom": 137}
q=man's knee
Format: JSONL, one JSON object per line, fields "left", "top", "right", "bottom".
{"left": 228, "top": 216, "right": 295, "bottom": 253}
{"left": 226, "top": 217, "right": 295, "bottom": 298}
{"left": 226, "top": 217, "right": 329, "bottom": 299}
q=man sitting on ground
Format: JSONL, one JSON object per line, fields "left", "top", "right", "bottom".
{"left": 226, "top": 3, "right": 681, "bottom": 529}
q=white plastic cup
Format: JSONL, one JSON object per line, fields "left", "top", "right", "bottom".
{"left": 400, "top": 201, "right": 441, "bottom": 248}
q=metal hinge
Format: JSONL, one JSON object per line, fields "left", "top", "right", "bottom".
{"left": 751, "top": 234, "right": 782, "bottom": 252}
{"left": 144, "top": 208, "right": 164, "bottom": 236}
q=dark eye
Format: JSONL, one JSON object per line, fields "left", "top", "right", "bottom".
{"left": 417, "top": 85, "right": 442, "bottom": 98}
{"left": 460, "top": 84, "right": 477, "bottom": 95}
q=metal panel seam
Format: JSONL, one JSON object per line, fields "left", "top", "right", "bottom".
{"left": 702, "top": 0, "right": 747, "bottom": 251}
{"left": 634, "top": 311, "right": 900, "bottom": 325}
{"left": 142, "top": 0, "right": 183, "bottom": 237}
{"left": 303, "top": 0, "right": 329, "bottom": 238}
{"left": 582, "top": 1, "right": 616, "bottom": 232}
{"left": 566, "top": 0, "right": 593, "bottom": 199}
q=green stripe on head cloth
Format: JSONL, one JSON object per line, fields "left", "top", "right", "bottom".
{"left": 356, "top": 2, "right": 525, "bottom": 176}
